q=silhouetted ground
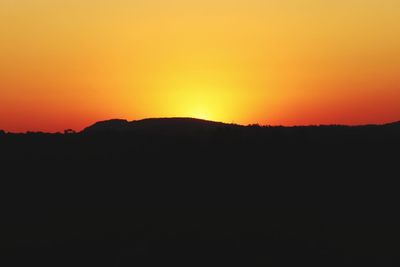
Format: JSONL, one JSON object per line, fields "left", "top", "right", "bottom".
{"left": 1, "top": 118, "right": 399, "bottom": 266}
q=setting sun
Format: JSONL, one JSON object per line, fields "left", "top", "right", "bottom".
{"left": 1, "top": 0, "right": 400, "bottom": 132}
{"left": 155, "top": 71, "right": 242, "bottom": 122}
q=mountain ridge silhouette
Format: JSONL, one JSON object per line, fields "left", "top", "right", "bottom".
{"left": 1, "top": 117, "right": 399, "bottom": 134}
{"left": 82, "top": 117, "right": 240, "bottom": 134}
{"left": 81, "top": 117, "right": 400, "bottom": 134}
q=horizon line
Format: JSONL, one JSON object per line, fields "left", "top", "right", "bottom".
{"left": 1, "top": 116, "right": 399, "bottom": 134}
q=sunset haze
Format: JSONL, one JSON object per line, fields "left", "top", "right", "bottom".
{"left": 1, "top": 0, "right": 400, "bottom": 132}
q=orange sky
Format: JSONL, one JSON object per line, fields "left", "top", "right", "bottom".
{"left": 1, "top": 0, "right": 400, "bottom": 132}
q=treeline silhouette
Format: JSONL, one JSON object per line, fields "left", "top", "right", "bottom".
{"left": 1, "top": 118, "right": 400, "bottom": 266}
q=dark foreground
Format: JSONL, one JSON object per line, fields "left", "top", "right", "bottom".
{"left": 1, "top": 119, "right": 399, "bottom": 266}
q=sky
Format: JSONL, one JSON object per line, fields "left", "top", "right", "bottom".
{"left": 1, "top": 0, "right": 400, "bottom": 132}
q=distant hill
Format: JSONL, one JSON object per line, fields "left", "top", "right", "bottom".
{"left": 81, "top": 117, "right": 400, "bottom": 135}
{"left": 383, "top": 121, "right": 400, "bottom": 128}
{"left": 82, "top": 117, "right": 240, "bottom": 134}
{"left": 82, "top": 119, "right": 130, "bottom": 133}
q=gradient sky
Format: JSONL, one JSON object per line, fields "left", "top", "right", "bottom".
{"left": 1, "top": 0, "right": 400, "bottom": 132}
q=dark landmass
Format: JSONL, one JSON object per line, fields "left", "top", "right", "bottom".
{"left": 1, "top": 118, "right": 399, "bottom": 266}
{"left": 83, "top": 117, "right": 231, "bottom": 134}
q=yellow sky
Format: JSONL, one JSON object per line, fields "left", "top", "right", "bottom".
{"left": 1, "top": 0, "right": 400, "bottom": 131}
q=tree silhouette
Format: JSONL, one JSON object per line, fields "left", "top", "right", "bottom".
{"left": 64, "top": 129, "right": 76, "bottom": 134}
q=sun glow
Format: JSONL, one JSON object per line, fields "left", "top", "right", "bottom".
{"left": 1, "top": 1, "right": 400, "bottom": 132}
{"left": 177, "top": 93, "right": 222, "bottom": 121}
{"left": 150, "top": 69, "right": 247, "bottom": 123}
{"left": 167, "top": 86, "right": 233, "bottom": 122}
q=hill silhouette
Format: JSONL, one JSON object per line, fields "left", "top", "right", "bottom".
{"left": 83, "top": 117, "right": 400, "bottom": 133}
{"left": 1, "top": 118, "right": 400, "bottom": 266}
{"left": 83, "top": 117, "right": 238, "bottom": 134}
{"left": 382, "top": 120, "right": 400, "bottom": 128}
